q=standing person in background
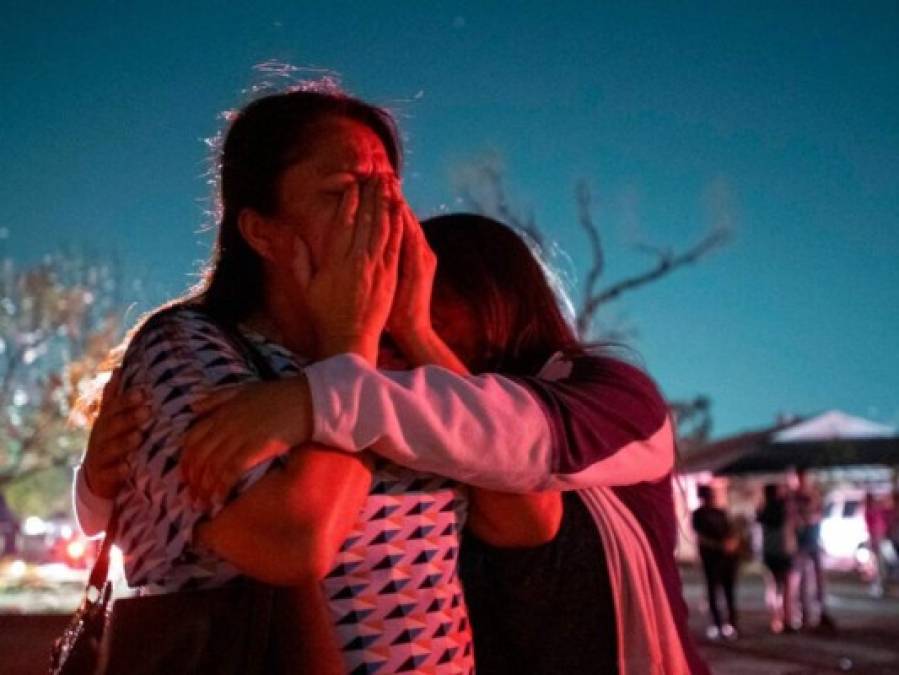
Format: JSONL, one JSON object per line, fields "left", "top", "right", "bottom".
{"left": 889, "top": 489, "right": 899, "bottom": 580}
{"left": 0, "top": 493, "right": 18, "bottom": 557}
{"left": 792, "top": 468, "right": 836, "bottom": 630}
{"left": 691, "top": 485, "right": 739, "bottom": 640}
{"left": 757, "top": 483, "right": 797, "bottom": 633}
{"left": 864, "top": 492, "right": 889, "bottom": 597}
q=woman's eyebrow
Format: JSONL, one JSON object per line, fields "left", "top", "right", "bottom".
{"left": 319, "top": 167, "right": 394, "bottom": 181}
{"left": 316, "top": 167, "right": 360, "bottom": 182}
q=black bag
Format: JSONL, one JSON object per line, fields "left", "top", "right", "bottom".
{"left": 49, "top": 512, "right": 118, "bottom": 675}
{"left": 100, "top": 579, "right": 280, "bottom": 675}
{"left": 51, "top": 312, "right": 294, "bottom": 675}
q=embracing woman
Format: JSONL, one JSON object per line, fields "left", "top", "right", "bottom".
{"left": 75, "top": 86, "right": 564, "bottom": 674}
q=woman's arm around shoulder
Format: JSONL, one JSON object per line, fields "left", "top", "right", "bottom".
{"left": 303, "top": 351, "right": 674, "bottom": 492}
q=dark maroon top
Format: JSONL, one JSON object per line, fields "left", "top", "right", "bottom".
{"left": 506, "top": 356, "right": 709, "bottom": 675}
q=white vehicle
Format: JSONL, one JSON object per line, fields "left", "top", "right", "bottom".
{"left": 820, "top": 488, "right": 868, "bottom": 572}
{"left": 820, "top": 486, "right": 895, "bottom": 578}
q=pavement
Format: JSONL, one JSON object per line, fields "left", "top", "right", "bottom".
{"left": 684, "top": 564, "right": 899, "bottom": 674}
{"left": 0, "top": 561, "right": 898, "bottom": 674}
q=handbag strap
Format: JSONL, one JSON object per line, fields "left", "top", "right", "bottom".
{"left": 87, "top": 508, "right": 119, "bottom": 594}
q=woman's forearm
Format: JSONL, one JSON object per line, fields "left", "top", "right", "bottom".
{"left": 468, "top": 488, "right": 562, "bottom": 547}
{"left": 73, "top": 464, "right": 113, "bottom": 537}
{"left": 273, "top": 582, "right": 346, "bottom": 675}
{"left": 198, "top": 445, "right": 371, "bottom": 585}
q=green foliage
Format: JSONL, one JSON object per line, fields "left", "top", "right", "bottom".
{"left": 0, "top": 252, "right": 125, "bottom": 513}
{"left": 4, "top": 464, "right": 76, "bottom": 519}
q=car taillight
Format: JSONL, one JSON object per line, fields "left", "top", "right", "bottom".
{"left": 66, "top": 540, "right": 87, "bottom": 561}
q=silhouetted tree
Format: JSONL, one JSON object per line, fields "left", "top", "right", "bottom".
{"left": 0, "top": 251, "right": 126, "bottom": 514}
{"left": 455, "top": 156, "right": 729, "bottom": 439}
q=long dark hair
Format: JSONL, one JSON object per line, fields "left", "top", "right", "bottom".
{"left": 421, "top": 213, "right": 585, "bottom": 376}
{"left": 200, "top": 89, "right": 401, "bottom": 324}
{"left": 138, "top": 87, "right": 401, "bottom": 325}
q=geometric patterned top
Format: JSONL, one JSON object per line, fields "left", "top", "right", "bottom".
{"left": 114, "top": 307, "right": 474, "bottom": 674}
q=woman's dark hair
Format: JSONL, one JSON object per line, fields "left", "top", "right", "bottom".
{"left": 421, "top": 213, "right": 584, "bottom": 376}
{"left": 200, "top": 89, "right": 401, "bottom": 324}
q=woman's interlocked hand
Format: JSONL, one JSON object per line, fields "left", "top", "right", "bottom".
{"left": 293, "top": 174, "right": 404, "bottom": 363}
{"left": 82, "top": 368, "right": 149, "bottom": 499}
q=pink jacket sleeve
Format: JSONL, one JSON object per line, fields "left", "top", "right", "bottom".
{"left": 304, "top": 352, "right": 674, "bottom": 492}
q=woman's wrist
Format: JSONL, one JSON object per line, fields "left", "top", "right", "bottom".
{"left": 391, "top": 327, "right": 468, "bottom": 374}
{"left": 389, "top": 325, "right": 438, "bottom": 363}
{"left": 315, "top": 332, "right": 380, "bottom": 364}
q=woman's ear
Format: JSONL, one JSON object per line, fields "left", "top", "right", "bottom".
{"left": 237, "top": 208, "right": 283, "bottom": 262}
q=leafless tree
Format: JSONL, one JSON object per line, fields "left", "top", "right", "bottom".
{"left": 454, "top": 156, "right": 731, "bottom": 339}
{"left": 454, "top": 156, "right": 730, "bottom": 438}
{"left": 669, "top": 396, "right": 714, "bottom": 453}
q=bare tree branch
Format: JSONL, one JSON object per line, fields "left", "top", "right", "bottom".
{"left": 578, "top": 226, "right": 730, "bottom": 335}
{"left": 455, "top": 157, "right": 732, "bottom": 337}
{"left": 573, "top": 181, "right": 605, "bottom": 338}
{"left": 454, "top": 157, "right": 546, "bottom": 249}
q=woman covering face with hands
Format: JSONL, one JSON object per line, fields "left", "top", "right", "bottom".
{"left": 73, "top": 88, "right": 564, "bottom": 674}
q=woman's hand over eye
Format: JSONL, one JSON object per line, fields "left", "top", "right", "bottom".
{"left": 386, "top": 204, "right": 437, "bottom": 348}
{"left": 293, "top": 175, "right": 404, "bottom": 363}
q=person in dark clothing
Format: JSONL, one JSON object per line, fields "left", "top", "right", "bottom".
{"left": 462, "top": 491, "right": 618, "bottom": 674}
{"left": 758, "top": 483, "right": 797, "bottom": 633}
{"left": 691, "top": 485, "right": 739, "bottom": 639}
{"left": 0, "top": 493, "right": 19, "bottom": 557}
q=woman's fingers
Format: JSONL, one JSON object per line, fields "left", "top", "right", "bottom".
{"left": 207, "top": 446, "right": 255, "bottom": 505}
{"left": 403, "top": 204, "right": 428, "bottom": 252}
{"left": 192, "top": 441, "right": 229, "bottom": 504}
{"left": 383, "top": 195, "right": 404, "bottom": 274}
{"left": 90, "top": 382, "right": 149, "bottom": 463}
{"left": 351, "top": 178, "right": 378, "bottom": 257}
{"left": 190, "top": 386, "right": 242, "bottom": 415}
{"left": 182, "top": 414, "right": 223, "bottom": 484}
{"left": 368, "top": 177, "right": 393, "bottom": 257}
{"left": 323, "top": 181, "right": 360, "bottom": 263}
{"left": 100, "top": 399, "right": 150, "bottom": 441}
{"left": 182, "top": 386, "right": 245, "bottom": 482}
{"left": 185, "top": 432, "right": 227, "bottom": 502}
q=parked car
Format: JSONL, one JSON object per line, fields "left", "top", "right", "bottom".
{"left": 19, "top": 513, "right": 97, "bottom": 569}
{"left": 820, "top": 486, "right": 894, "bottom": 579}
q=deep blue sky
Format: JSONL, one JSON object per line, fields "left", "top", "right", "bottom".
{"left": 3, "top": 1, "right": 897, "bottom": 437}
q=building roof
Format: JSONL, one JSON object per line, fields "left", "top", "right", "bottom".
{"left": 680, "top": 410, "right": 899, "bottom": 475}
